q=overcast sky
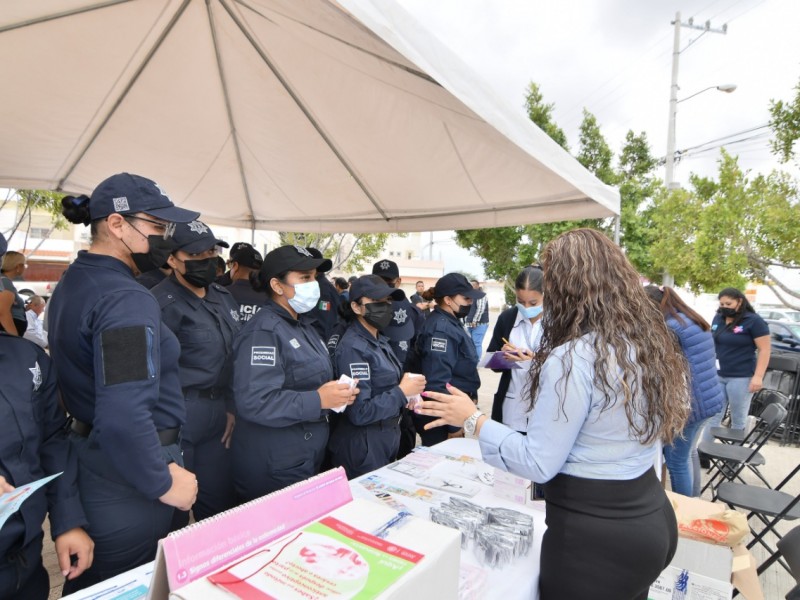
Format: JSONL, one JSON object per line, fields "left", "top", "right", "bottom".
{"left": 396, "top": 0, "right": 800, "bottom": 278}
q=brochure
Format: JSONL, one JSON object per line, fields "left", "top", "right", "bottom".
{"left": 0, "top": 472, "right": 62, "bottom": 530}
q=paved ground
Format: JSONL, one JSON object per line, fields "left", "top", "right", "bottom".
{"left": 44, "top": 311, "right": 799, "bottom": 598}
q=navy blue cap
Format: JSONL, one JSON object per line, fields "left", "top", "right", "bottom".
{"left": 434, "top": 273, "right": 483, "bottom": 299}
{"left": 350, "top": 275, "right": 406, "bottom": 304}
{"left": 0, "top": 231, "right": 6, "bottom": 258}
{"left": 304, "top": 247, "right": 333, "bottom": 273}
{"left": 89, "top": 173, "right": 199, "bottom": 223}
{"left": 170, "top": 220, "right": 228, "bottom": 254}
{"left": 261, "top": 245, "right": 329, "bottom": 281}
{"left": 229, "top": 242, "right": 263, "bottom": 269}
{"left": 372, "top": 258, "right": 400, "bottom": 279}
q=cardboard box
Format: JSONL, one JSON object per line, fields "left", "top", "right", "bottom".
{"left": 648, "top": 492, "right": 764, "bottom": 600}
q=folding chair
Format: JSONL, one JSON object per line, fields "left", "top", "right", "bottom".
{"left": 698, "top": 403, "right": 788, "bottom": 498}
{"left": 716, "top": 463, "right": 800, "bottom": 575}
{"left": 710, "top": 389, "right": 790, "bottom": 444}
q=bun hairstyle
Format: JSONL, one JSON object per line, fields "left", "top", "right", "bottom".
{"left": 420, "top": 287, "right": 437, "bottom": 302}
{"left": 249, "top": 269, "right": 290, "bottom": 297}
{"left": 61, "top": 195, "right": 92, "bottom": 226}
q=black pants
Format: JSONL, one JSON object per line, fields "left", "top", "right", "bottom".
{"left": 539, "top": 469, "right": 677, "bottom": 600}
{"left": 0, "top": 534, "right": 49, "bottom": 600}
{"left": 411, "top": 390, "right": 478, "bottom": 447}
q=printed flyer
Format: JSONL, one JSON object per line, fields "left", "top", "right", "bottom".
{"left": 0, "top": 472, "right": 62, "bottom": 530}
{"left": 207, "top": 516, "right": 423, "bottom": 599}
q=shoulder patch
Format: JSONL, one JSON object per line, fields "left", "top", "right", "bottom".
{"left": 327, "top": 334, "right": 340, "bottom": 350}
{"left": 251, "top": 346, "right": 276, "bottom": 366}
{"left": 155, "top": 292, "right": 178, "bottom": 310}
{"left": 431, "top": 337, "right": 448, "bottom": 353}
{"left": 100, "top": 326, "right": 150, "bottom": 385}
{"left": 350, "top": 362, "right": 370, "bottom": 380}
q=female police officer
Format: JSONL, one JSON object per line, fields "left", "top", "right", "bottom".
{"left": 152, "top": 220, "right": 240, "bottom": 527}
{"left": 412, "top": 273, "right": 482, "bottom": 447}
{"left": 328, "top": 275, "right": 426, "bottom": 478}
{"left": 47, "top": 173, "right": 199, "bottom": 593}
{"left": 0, "top": 232, "right": 93, "bottom": 598}
{"left": 231, "top": 245, "right": 358, "bottom": 501}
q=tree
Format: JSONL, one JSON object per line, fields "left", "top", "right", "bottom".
{"left": 769, "top": 76, "right": 800, "bottom": 164}
{"left": 524, "top": 82, "right": 569, "bottom": 150}
{"left": 647, "top": 151, "right": 800, "bottom": 306}
{"left": 577, "top": 109, "right": 616, "bottom": 185}
{"left": 278, "top": 232, "right": 390, "bottom": 272}
{"left": 1, "top": 189, "right": 68, "bottom": 251}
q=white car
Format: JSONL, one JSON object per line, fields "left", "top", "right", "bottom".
{"left": 757, "top": 307, "right": 800, "bottom": 323}
{"left": 15, "top": 280, "right": 58, "bottom": 300}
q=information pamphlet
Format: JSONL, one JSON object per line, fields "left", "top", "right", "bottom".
{"left": 0, "top": 472, "right": 62, "bottom": 530}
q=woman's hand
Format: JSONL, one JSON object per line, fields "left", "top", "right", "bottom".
{"left": 55, "top": 528, "right": 94, "bottom": 580}
{"left": 501, "top": 342, "right": 534, "bottom": 362}
{"left": 159, "top": 463, "right": 198, "bottom": 511}
{"left": 221, "top": 412, "right": 235, "bottom": 449}
{"left": 318, "top": 381, "right": 359, "bottom": 410}
{"left": 0, "top": 475, "right": 14, "bottom": 494}
{"left": 399, "top": 373, "right": 426, "bottom": 397}
{"left": 749, "top": 375, "right": 763, "bottom": 394}
{"left": 418, "top": 384, "right": 478, "bottom": 430}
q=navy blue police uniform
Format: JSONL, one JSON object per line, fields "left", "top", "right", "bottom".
{"left": 136, "top": 267, "right": 168, "bottom": 289}
{"left": 232, "top": 298, "right": 334, "bottom": 501}
{"left": 412, "top": 273, "right": 481, "bottom": 447}
{"left": 47, "top": 173, "right": 199, "bottom": 593}
{"left": 329, "top": 278, "right": 408, "bottom": 479}
{"left": 370, "top": 259, "right": 424, "bottom": 458}
{"left": 153, "top": 261, "right": 240, "bottom": 525}
{"left": 0, "top": 334, "right": 88, "bottom": 599}
{"left": 225, "top": 243, "right": 267, "bottom": 323}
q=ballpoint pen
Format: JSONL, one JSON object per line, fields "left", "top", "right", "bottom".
{"left": 372, "top": 511, "right": 412, "bottom": 539}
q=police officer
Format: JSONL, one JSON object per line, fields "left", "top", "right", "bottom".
{"left": 225, "top": 242, "right": 266, "bottom": 323}
{"left": 152, "top": 221, "right": 240, "bottom": 527}
{"left": 412, "top": 273, "right": 482, "bottom": 446}
{"left": 328, "top": 275, "right": 426, "bottom": 479}
{"left": 305, "top": 247, "right": 342, "bottom": 344}
{"left": 370, "top": 259, "right": 425, "bottom": 458}
{"left": 48, "top": 173, "right": 199, "bottom": 593}
{"left": 231, "top": 245, "right": 358, "bottom": 501}
{"left": 0, "top": 232, "right": 94, "bottom": 599}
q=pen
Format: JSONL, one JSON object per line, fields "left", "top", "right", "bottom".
{"left": 372, "top": 510, "right": 412, "bottom": 539}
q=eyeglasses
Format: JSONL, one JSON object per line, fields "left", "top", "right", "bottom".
{"left": 124, "top": 216, "right": 173, "bottom": 238}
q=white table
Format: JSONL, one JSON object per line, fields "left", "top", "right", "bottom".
{"left": 351, "top": 438, "right": 544, "bottom": 600}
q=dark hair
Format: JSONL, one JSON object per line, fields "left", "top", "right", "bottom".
{"left": 530, "top": 229, "right": 689, "bottom": 445}
{"left": 420, "top": 287, "right": 438, "bottom": 302}
{"left": 334, "top": 277, "right": 348, "bottom": 290}
{"left": 215, "top": 256, "right": 226, "bottom": 271}
{"left": 717, "top": 287, "right": 755, "bottom": 328}
{"left": 249, "top": 269, "right": 289, "bottom": 297}
{"left": 416, "top": 280, "right": 424, "bottom": 285}
{"left": 61, "top": 194, "right": 103, "bottom": 238}
{"left": 515, "top": 265, "right": 544, "bottom": 292}
{"left": 644, "top": 285, "right": 710, "bottom": 331}
{"left": 337, "top": 297, "right": 358, "bottom": 323}
{"left": 348, "top": 276, "right": 358, "bottom": 285}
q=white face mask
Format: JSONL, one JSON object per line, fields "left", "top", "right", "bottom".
{"left": 287, "top": 280, "right": 321, "bottom": 314}
{"left": 517, "top": 303, "right": 543, "bottom": 320}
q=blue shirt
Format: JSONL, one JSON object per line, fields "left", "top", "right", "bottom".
{"left": 480, "top": 335, "right": 659, "bottom": 482}
{"left": 48, "top": 251, "right": 185, "bottom": 499}
{"left": 333, "top": 320, "right": 406, "bottom": 426}
{"left": 416, "top": 306, "right": 480, "bottom": 394}
{"left": 233, "top": 299, "right": 333, "bottom": 427}
{"left": 152, "top": 276, "right": 241, "bottom": 410}
{"left": 0, "top": 334, "right": 87, "bottom": 555}
{"left": 710, "top": 311, "right": 770, "bottom": 377}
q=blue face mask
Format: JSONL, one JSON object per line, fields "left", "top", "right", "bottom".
{"left": 287, "top": 280, "right": 321, "bottom": 314}
{"left": 517, "top": 303, "right": 543, "bottom": 320}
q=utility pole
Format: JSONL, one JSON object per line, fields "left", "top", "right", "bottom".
{"left": 663, "top": 12, "right": 727, "bottom": 287}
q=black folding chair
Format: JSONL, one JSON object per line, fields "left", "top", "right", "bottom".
{"left": 716, "top": 463, "right": 800, "bottom": 575}
{"left": 699, "top": 403, "right": 788, "bottom": 498}
{"left": 710, "top": 389, "right": 790, "bottom": 444}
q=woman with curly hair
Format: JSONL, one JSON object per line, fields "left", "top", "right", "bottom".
{"left": 419, "top": 229, "right": 690, "bottom": 600}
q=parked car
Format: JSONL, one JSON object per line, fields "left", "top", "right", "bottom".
{"left": 15, "top": 280, "right": 58, "bottom": 301}
{"left": 765, "top": 319, "right": 800, "bottom": 353}
{"left": 757, "top": 307, "right": 800, "bottom": 323}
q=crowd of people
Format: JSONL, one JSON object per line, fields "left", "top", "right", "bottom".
{"left": 0, "top": 173, "right": 773, "bottom": 600}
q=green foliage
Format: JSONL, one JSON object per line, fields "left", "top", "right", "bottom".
{"left": 769, "top": 77, "right": 800, "bottom": 164}
{"left": 577, "top": 109, "right": 616, "bottom": 185}
{"left": 523, "top": 82, "right": 569, "bottom": 151}
{"left": 278, "top": 232, "right": 390, "bottom": 272}
{"left": 1, "top": 189, "right": 68, "bottom": 242}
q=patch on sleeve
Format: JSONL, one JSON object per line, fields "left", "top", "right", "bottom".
{"left": 349, "top": 363, "right": 370, "bottom": 380}
{"left": 251, "top": 346, "right": 276, "bottom": 366}
{"left": 431, "top": 338, "right": 448, "bottom": 353}
{"left": 100, "top": 326, "right": 149, "bottom": 385}
{"left": 327, "top": 334, "right": 340, "bottom": 351}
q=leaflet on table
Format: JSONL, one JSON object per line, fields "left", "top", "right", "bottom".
{"left": 358, "top": 474, "right": 447, "bottom": 504}
{"left": 62, "top": 562, "right": 153, "bottom": 600}
{"left": 206, "top": 516, "right": 423, "bottom": 599}
{"left": 0, "top": 472, "right": 62, "bottom": 530}
{"left": 415, "top": 476, "right": 481, "bottom": 497}
{"left": 477, "top": 351, "right": 522, "bottom": 370}
{"left": 149, "top": 468, "right": 352, "bottom": 596}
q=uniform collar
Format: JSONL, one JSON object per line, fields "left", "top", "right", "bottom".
{"left": 352, "top": 318, "right": 385, "bottom": 344}
{"left": 433, "top": 305, "right": 460, "bottom": 324}
{"left": 164, "top": 273, "right": 205, "bottom": 308}
{"left": 76, "top": 249, "right": 135, "bottom": 277}
{"left": 264, "top": 297, "right": 302, "bottom": 325}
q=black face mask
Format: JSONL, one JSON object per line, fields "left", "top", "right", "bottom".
{"left": 719, "top": 306, "right": 738, "bottom": 318}
{"left": 131, "top": 236, "right": 174, "bottom": 274}
{"left": 454, "top": 303, "right": 471, "bottom": 319}
{"left": 362, "top": 302, "right": 393, "bottom": 330}
{"left": 181, "top": 257, "right": 218, "bottom": 289}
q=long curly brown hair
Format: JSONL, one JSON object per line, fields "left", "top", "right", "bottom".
{"left": 529, "top": 229, "right": 689, "bottom": 444}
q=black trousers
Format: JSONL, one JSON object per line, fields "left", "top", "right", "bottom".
{"left": 539, "top": 469, "right": 677, "bottom": 600}
{"left": 0, "top": 533, "right": 49, "bottom": 600}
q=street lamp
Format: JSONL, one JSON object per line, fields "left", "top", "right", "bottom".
{"left": 665, "top": 83, "right": 737, "bottom": 189}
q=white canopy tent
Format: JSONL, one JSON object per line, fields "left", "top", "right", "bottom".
{"left": 0, "top": 0, "right": 619, "bottom": 233}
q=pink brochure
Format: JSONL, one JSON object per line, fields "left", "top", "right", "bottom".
{"left": 153, "top": 468, "right": 352, "bottom": 594}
